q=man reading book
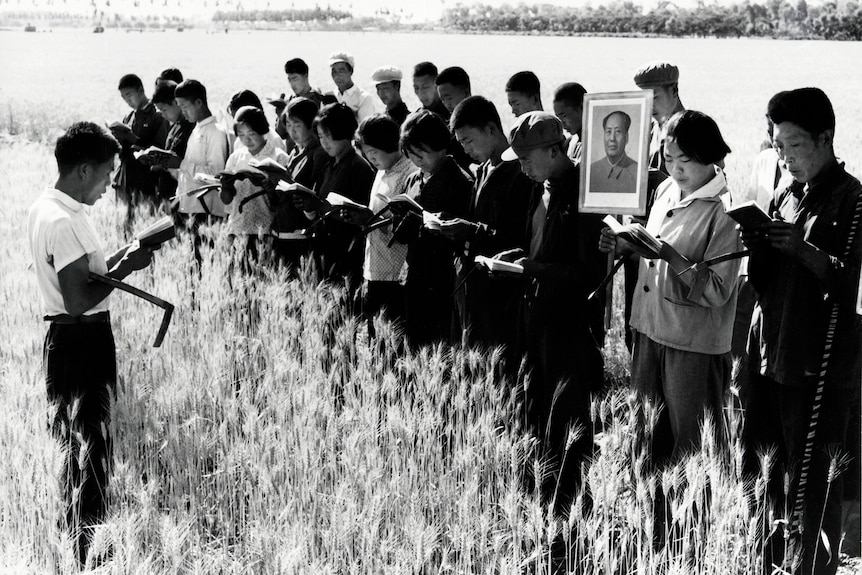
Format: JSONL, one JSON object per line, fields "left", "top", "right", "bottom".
{"left": 28, "top": 122, "right": 157, "bottom": 566}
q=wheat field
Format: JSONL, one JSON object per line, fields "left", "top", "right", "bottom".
{"left": 1, "top": 30, "right": 860, "bottom": 573}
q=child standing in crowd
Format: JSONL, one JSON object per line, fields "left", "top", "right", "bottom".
{"left": 296, "top": 102, "right": 374, "bottom": 290}
{"left": 150, "top": 80, "right": 194, "bottom": 205}
{"left": 357, "top": 114, "right": 416, "bottom": 333}
{"left": 273, "top": 97, "right": 329, "bottom": 271}
{"left": 227, "top": 90, "right": 286, "bottom": 152}
{"left": 220, "top": 106, "right": 290, "bottom": 264}
{"left": 398, "top": 110, "right": 473, "bottom": 349}
{"left": 599, "top": 110, "right": 740, "bottom": 465}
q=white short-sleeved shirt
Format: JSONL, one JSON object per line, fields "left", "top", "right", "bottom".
{"left": 28, "top": 188, "right": 109, "bottom": 316}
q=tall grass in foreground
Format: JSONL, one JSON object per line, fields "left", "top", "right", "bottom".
{"left": 0, "top": 138, "right": 834, "bottom": 574}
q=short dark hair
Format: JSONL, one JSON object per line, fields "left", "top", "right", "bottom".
{"left": 435, "top": 67, "right": 470, "bottom": 92}
{"left": 55, "top": 121, "right": 121, "bottom": 176}
{"left": 284, "top": 58, "right": 309, "bottom": 76}
{"left": 766, "top": 87, "right": 835, "bottom": 139}
{"left": 117, "top": 73, "right": 143, "bottom": 91}
{"left": 157, "top": 68, "right": 183, "bottom": 84}
{"left": 358, "top": 114, "right": 401, "bottom": 154}
{"left": 233, "top": 106, "right": 269, "bottom": 136}
{"left": 413, "top": 61, "right": 438, "bottom": 79}
{"left": 228, "top": 90, "right": 263, "bottom": 115}
{"left": 450, "top": 96, "right": 502, "bottom": 133}
{"left": 553, "top": 82, "right": 587, "bottom": 108}
{"left": 314, "top": 102, "right": 358, "bottom": 141}
{"left": 506, "top": 71, "right": 540, "bottom": 96}
{"left": 664, "top": 110, "right": 731, "bottom": 165}
{"left": 286, "top": 97, "right": 319, "bottom": 129}
{"left": 175, "top": 79, "right": 207, "bottom": 105}
{"left": 152, "top": 80, "right": 178, "bottom": 105}
{"left": 603, "top": 111, "right": 631, "bottom": 132}
{"left": 400, "top": 109, "right": 452, "bottom": 155}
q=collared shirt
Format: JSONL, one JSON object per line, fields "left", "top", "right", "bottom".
{"left": 28, "top": 188, "right": 110, "bottom": 316}
{"left": 178, "top": 115, "right": 230, "bottom": 216}
{"left": 364, "top": 156, "right": 416, "bottom": 282}
{"left": 565, "top": 133, "right": 582, "bottom": 167}
{"left": 336, "top": 84, "right": 380, "bottom": 123}
{"left": 737, "top": 147, "right": 790, "bottom": 209}
{"left": 630, "top": 168, "right": 742, "bottom": 355}
{"left": 749, "top": 161, "right": 862, "bottom": 388}
{"left": 588, "top": 154, "right": 638, "bottom": 194}
{"left": 225, "top": 140, "right": 290, "bottom": 236}
{"left": 386, "top": 101, "right": 411, "bottom": 127}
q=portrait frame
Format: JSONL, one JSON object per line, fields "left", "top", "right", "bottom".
{"left": 578, "top": 90, "right": 653, "bottom": 216}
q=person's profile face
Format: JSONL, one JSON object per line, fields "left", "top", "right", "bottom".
{"left": 455, "top": 125, "right": 496, "bottom": 164}
{"left": 651, "top": 85, "right": 676, "bottom": 124}
{"left": 286, "top": 117, "right": 313, "bottom": 148}
{"left": 553, "top": 100, "right": 582, "bottom": 136}
{"left": 404, "top": 146, "right": 445, "bottom": 175}
{"left": 236, "top": 122, "right": 266, "bottom": 155}
{"left": 119, "top": 87, "right": 146, "bottom": 110}
{"left": 603, "top": 113, "right": 629, "bottom": 160}
{"left": 330, "top": 63, "right": 353, "bottom": 92}
{"left": 772, "top": 121, "right": 833, "bottom": 184}
{"left": 82, "top": 158, "right": 116, "bottom": 205}
{"left": 154, "top": 101, "right": 182, "bottom": 124}
{"left": 507, "top": 91, "right": 538, "bottom": 118}
{"left": 437, "top": 83, "right": 467, "bottom": 113}
{"left": 287, "top": 73, "right": 309, "bottom": 96}
{"left": 317, "top": 126, "right": 350, "bottom": 158}
{"left": 361, "top": 143, "right": 395, "bottom": 171}
{"left": 175, "top": 97, "right": 200, "bottom": 123}
{"left": 376, "top": 82, "right": 400, "bottom": 108}
{"left": 413, "top": 75, "right": 438, "bottom": 108}
{"left": 517, "top": 146, "right": 554, "bottom": 182}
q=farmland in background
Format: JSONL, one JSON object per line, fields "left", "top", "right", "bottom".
{"left": 1, "top": 30, "right": 861, "bottom": 572}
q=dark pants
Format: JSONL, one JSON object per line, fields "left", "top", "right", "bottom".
{"left": 742, "top": 375, "right": 859, "bottom": 575}
{"left": 273, "top": 238, "right": 310, "bottom": 278}
{"left": 363, "top": 280, "right": 405, "bottom": 338}
{"left": 631, "top": 331, "right": 729, "bottom": 465}
{"left": 623, "top": 257, "right": 638, "bottom": 352}
{"left": 44, "top": 321, "right": 116, "bottom": 566}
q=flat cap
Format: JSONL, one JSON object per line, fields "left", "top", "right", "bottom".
{"left": 371, "top": 65, "right": 403, "bottom": 85}
{"left": 501, "top": 111, "right": 565, "bottom": 161}
{"left": 633, "top": 61, "right": 679, "bottom": 88}
{"left": 328, "top": 51, "right": 355, "bottom": 70}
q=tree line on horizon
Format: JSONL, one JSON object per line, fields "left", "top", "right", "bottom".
{"left": 441, "top": 0, "right": 862, "bottom": 40}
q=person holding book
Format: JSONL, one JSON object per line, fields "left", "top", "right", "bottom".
{"left": 553, "top": 82, "right": 587, "bottom": 166}
{"left": 174, "top": 79, "right": 231, "bottom": 239}
{"left": 28, "top": 122, "right": 157, "bottom": 565}
{"left": 598, "top": 110, "right": 740, "bottom": 467}
{"left": 397, "top": 109, "right": 473, "bottom": 349}
{"left": 495, "top": 112, "right": 603, "bottom": 522}
{"left": 112, "top": 73, "right": 168, "bottom": 220}
{"left": 272, "top": 97, "right": 329, "bottom": 272}
{"left": 227, "top": 90, "right": 287, "bottom": 153}
{"left": 274, "top": 58, "right": 326, "bottom": 145}
{"left": 441, "top": 96, "right": 533, "bottom": 357}
{"left": 219, "top": 106, "right": 290, "bottom": 265}
{"left": 357, "top": 114, "right": 416, "bottom": 333}
{"left": 293, "top": 102, "right": 374, "bottom": 293}
{"left": 740, "top": 88, "right": 861, "bottom": 575}
{"left": 149, "top": 80, "right": 194, "bottom": 205}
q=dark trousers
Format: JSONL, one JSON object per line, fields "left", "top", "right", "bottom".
{"left": 363, "top": 280, "right": 405, "bottom": 338}
{"left": 742, "top": 375, "right": 859, "bottom": 575}
{"left": 44, "top": 321, "right": 116, "bottom": 566}
{"left": 273, "top": 238, "right": 310, "bottom": 278}
{"left": 623, "top": 257, "right": 638, "bottom": 352}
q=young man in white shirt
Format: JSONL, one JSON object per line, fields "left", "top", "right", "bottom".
{"left": 28, "top": 122, "right": 156, "bottom": 566}
{"left": 329, "top": 51, "right": 380, "bottom": 123}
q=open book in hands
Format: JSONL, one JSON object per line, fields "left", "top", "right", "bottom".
{"left": 133, "top": 146, "right": 177, "bottom": 165}
{"left": 725, "top": 200, "right": 772, "bottom": 230}
{"left": 106, "top": 121, "right": 138, "bottom": 146}
{"left": 248, "top": 157, "right": 293, "bottom": 183}
{"left": 602, "top": 215, "right": 662, "bottom": 259}
{"left": 135, "top": 215, "right": 176, "bottom": 248}
{"left": 474, "top": 255, "right": 524, "bottom": 275}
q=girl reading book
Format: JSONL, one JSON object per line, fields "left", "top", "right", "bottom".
{"left": 599, "top": 110, "right": 742, "bottom": 465}
{"left": 220, "top": 106, "right": 289, "bottom": 265}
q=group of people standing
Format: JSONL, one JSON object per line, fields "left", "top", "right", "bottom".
{"left": 28, "top": 49, "right": 860, "bottom": 574}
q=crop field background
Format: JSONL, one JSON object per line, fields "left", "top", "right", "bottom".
{"left": 1, "top": 30, "right": 861, "bottom": 573}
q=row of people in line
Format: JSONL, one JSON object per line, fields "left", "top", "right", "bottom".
{"left": 89, "top": 54, "right": 861, "bottom": 574}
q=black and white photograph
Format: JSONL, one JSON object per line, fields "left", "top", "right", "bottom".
{"left": 2, "top": 0, "right": 861, "bottom": 572}
{"left": 580, "top": 91, "right": 652, "bottom": 215}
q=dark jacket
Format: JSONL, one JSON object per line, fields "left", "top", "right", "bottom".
{"left": 115, "top": 101, "right": 168, "bottom": 204}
